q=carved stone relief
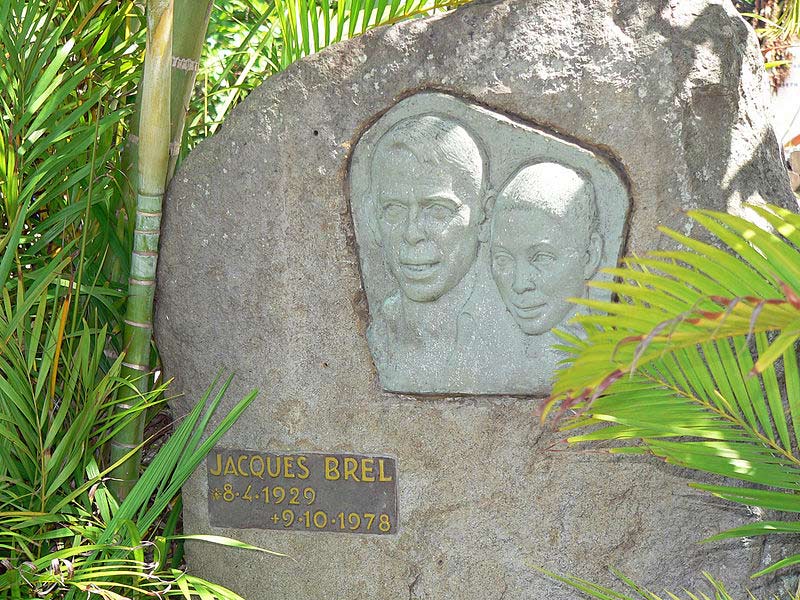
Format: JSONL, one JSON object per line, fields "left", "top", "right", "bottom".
{"left": 348, "top": 92, "right": 630, "bottom": 395}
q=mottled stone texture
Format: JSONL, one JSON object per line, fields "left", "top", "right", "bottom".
{"left": 155, "top": 0, "right": 797, "bottom": 598}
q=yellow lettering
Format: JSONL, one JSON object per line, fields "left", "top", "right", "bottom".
{"left": 237, "top": 455, "right": 249, "bottom": 476}
{"left": 266, "top": 456, "right": 281, "bottom": 478}
{"left": 325, "top": 457, "right": 340, "bottom": 480}
{"left": 283, "top": 455, "right": 295, "bottom": 478}
{"left": 223, "top": 456, "right": 237, "bottom": 476}
{"left": 343, "top": 457, "right": 360, "bottom": 481}
{"left": 249, "top": 456, "right": 265, "bottom": 479}
{"left": 209, "top": 453, "right": 222, "bottom": 475}
{"left": 360, "top": 458, "right": 375, "bottom": 482}
{"left": 378, "top": 459, "right": 393, "bottom": 482}
{"left": 296, "top": 455, "right": 310, "bottom": 479}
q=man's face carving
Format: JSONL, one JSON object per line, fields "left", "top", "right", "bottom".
{"left": 490, "top": 207, "right": 600, "bottom": 335}
{"left": 373, "top": 149, "right": 482, "bottom": 302}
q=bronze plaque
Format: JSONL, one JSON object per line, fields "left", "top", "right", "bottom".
{"left": 207, "top": 448, "right": 398, "bottom": 535}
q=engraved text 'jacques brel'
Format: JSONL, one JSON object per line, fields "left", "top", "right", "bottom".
{"left": 207, "top": 449, "right": 398, "bottom": 535}
{"left": 208, "top": 452, "right": 394, "bottom": 482}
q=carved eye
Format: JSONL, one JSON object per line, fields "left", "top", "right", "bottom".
{"left": 381, "top": 202, "right": 405, "bottom": 224}
{"left": 532, "top": 252, "right": 556, "bottom": 264}
{"left": 425, "top": 203, "right": 456, "bottom": 221}
{"left": 493, "top": 253, "right": 514, "bottom": 269}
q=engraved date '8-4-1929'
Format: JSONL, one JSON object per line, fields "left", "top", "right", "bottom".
{"left": 207, "top": 448, "right": 398, "bottom": 535}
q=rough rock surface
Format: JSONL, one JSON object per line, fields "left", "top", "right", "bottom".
{"left": 155, "top": 0, "right": 798, "bottom": 598}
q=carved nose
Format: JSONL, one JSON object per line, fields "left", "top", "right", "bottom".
{"left": 512, "top": 265, "right": 535, "bottom": 294}
{"left": 403, "top": 214, "right": 425, "bottom": 245}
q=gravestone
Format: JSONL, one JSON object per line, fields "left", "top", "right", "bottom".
{"left": 155, "top": 0, "right": 798, "bottom": 598}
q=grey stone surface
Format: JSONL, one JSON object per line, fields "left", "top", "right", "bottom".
{"left": 155, "top": 0, "right": 798, "bottom": 598}
{"left": 350, "top": 93, "right": 629, "bottom": 395}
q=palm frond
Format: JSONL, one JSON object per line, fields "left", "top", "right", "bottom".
{"left": 191, "top": 0, "right": 472, "bottom": 144}
{"left": 545, "top": 205, "right": 800, "bottom": 576}
{"left": 534, "top": 566, "right": 754, "bottom": 600}
{"left": 547, "top": 206, "right": 800, "bottom": 413}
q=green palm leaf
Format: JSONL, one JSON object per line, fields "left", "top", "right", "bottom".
{"left": 534, "top": 566, "right": 772, "bottom": 600}
{"left": 192, "top": 0, "right": 471, "bottom": 144}
{"left": 546, "top": 205, "right": 800, "bottom": 576}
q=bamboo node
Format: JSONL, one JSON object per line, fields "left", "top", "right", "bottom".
{"left": 128, "top": 277, "right": 156, "bottom": 287}
{"left": 170, "top": 141, "right": 182, "bottom": 156}
{"left": 122, "top": 361, "right": 150, "bottom": 372}
{"left": 136, "top": 209, "right": 162, "bottom": 217}
{"left": 109, "top": 440, "right": 140, "bottom": 449}
{"left": 172, "top": 56, "right": 199, "bottom": 72}
{"left": 124, "top": 319, "right": 153, "bottom": 330}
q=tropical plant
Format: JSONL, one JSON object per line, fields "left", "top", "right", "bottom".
{"left": 0, "top": 3, "right": 269, "bottom": 594}
{"left": 1, "top": 0, "right": 476, "bottom": 596}
{"left": 1, "top": 0, "right": 145, "bottom": 503}
{"left": 537, "top": 567, "right": 760, "bottom": 600}
{"left": 739, "top": 0, "right": 800, "bottom": 40}
{"left": 0, "top": 0, "right": 140, "bottom": 319}
{"left": 0, "top": 307, "right": 266, "bottom": 598}
{"left": 109, "top": 0, "right": 475, "bottom": 498}
{"left": 541, "top": 204, "right": 800, "bottom": 598}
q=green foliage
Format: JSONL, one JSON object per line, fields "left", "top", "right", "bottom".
{"left": 0, "top": 4, "right": 264, "bottom": 594}
{"left": 0, "top": 330, "right": 262, "bottom": 598}
{"left": 2, "top": 0, "right": 483, "bottom": 596}
{"left": 0, "top": 0, "right": 142, "bottom": 321}
{"left": 0, "top": 1, "right": 265, "bottom": 597}
{"left": 188, "top": 0, "right": 470, "bottom": 148}
{"left": 740, "top": 0, "right": 800, "bottom": 40}
{"left": 535, "top": 566, "right": 778, "bottom": 600}
{"left": 544, "top": 205, "right": 800, "bottom": 596}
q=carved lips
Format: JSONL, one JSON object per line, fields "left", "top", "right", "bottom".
{"left": 509, "top": 300, "right": 548, "bottom": 319}
{"left": 398, "top": 258, "right": 441, "bottom": 280}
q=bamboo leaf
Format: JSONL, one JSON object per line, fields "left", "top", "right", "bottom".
{"left": 702, "top": 520, "right": 800, "bottom": 542}
{"left": 167, "top": 534, "right": 288, "bottom": 557}
{"left": 690, "top": 484, "right": 800, "bottom": 512}
{"left": 751, "top": 553, "right": 800, "bottom": 578}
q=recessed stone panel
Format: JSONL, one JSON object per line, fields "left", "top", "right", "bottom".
{"left": 349, "top": 92, "right": 630, "bottom": 394}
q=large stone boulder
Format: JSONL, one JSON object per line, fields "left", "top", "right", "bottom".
{"left": 155, "top": 0, "right": 798, "bottom": 598}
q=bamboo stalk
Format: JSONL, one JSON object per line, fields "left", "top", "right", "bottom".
{"left": 109, "top": 0, "right": 216, "bottom": 501}
{"left": 109, "top": 0, "right": 174, "bottom": 501}
{"left": 118, "top": 7, "right": 144, "bottom": 267}
{"left": 120, "top": 0, "right": 212, "bottom": 220}
{"left": 168, "top": 0, "right": 213, "bottom": 180}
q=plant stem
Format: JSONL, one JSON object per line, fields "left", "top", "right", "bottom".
{"left": 108, "top": 0, "right": 215, "bottom": 501}
{"left": 121, "top": 0, "right": 213, "bottom": 214}
{"left": 109, "top": 0, "right": 174, "bottom": 501}
{"left": 168, "top": 0, "right": 213, "bottom": 180}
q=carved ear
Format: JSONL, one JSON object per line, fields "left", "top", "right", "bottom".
{"left": 478, "top": 189, "right": 496, "bottom": 243}
{"left": 367, "top": 201, "right": 383, "bottom": 248}
{"left": 584, "top": 231, "right": 604, "bottom": 279}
